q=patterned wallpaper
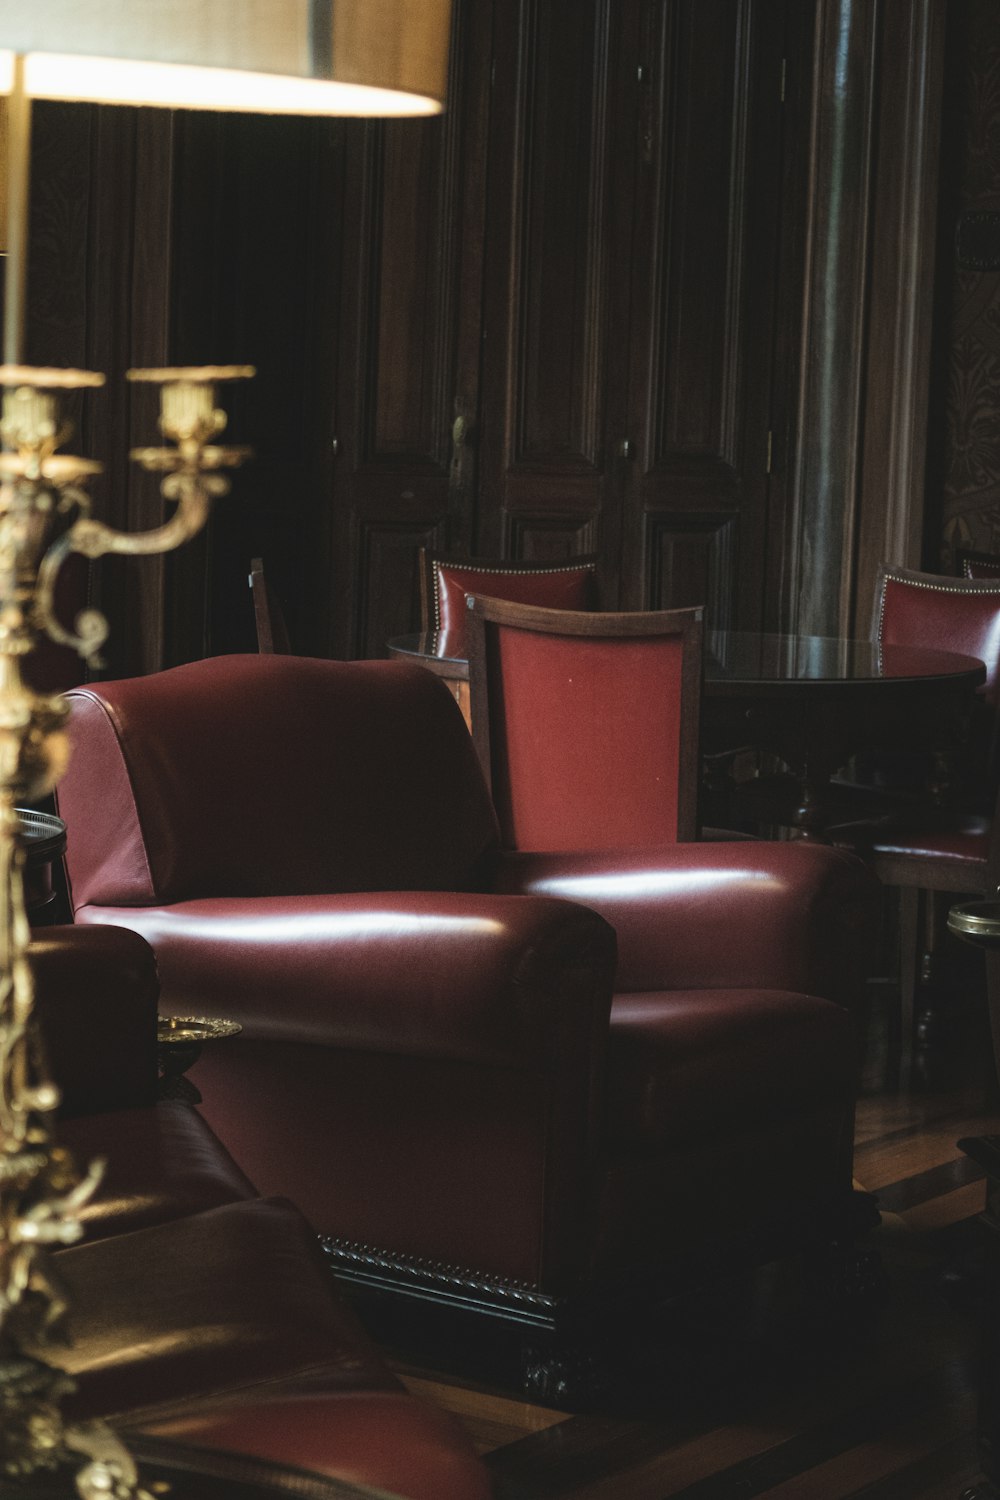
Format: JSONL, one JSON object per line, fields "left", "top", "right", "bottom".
{"left": 940, "top": 0, "right": 1000, "bottom": 571}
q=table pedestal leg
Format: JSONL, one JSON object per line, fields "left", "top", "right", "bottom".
{"left": 790, "top": 746, "right": 840, "bottom": 840}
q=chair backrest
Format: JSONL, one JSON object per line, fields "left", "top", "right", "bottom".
{"left": 467, "top": 597, "right": 703, "bottom": 852}
{"left": 250, "top": 557, "right": 292, "bottom": 654}
{"left": 960, "top": 549, "right": 1000, "bottom": 581}
{"left": 58, "top": 655, "right": 500, "bottom": 908}
{"left": 874, "top": 564, "right": 1000, "bottom": 705}
{"left": 419, "top": 551, "right": 599, "bottom": 657}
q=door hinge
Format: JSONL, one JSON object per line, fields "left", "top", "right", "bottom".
{"left": 779, "top": 58, "right": 786, "bottom": 104}
{"left": 765, "top": 429, "right": 773, "bottom": 475}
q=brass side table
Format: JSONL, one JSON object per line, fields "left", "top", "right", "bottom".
{"left": 948, "top": 899, "right": 1000, "bottom": 1500}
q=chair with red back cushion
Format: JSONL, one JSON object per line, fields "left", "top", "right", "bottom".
{"left": 419, "top": 550, "right": 599, "bottom": 658}
{"left": 960, "top": 550, "right": 1000, "bottom": 581}
{"left": 876, "top": 565, "right": 1000, "bottom": 707}
{"left": 57, "top": 652, "right": 879, "bottom": 1401}
{"left": 466, "top": 597, "right": 702, "bottom": 850}
{"left": 831, "top": 564, "right": 1000, "bottom": 1083}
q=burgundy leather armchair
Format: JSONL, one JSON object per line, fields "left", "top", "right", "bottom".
{"left": 33, "top": 923, "right": 490, "bottom": 1500}
{"left": 56, "top": 654, "right": 880, "bottom": 1395}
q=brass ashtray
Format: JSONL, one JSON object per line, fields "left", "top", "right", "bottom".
{"left": 947, "top": 900, "right": 1000, "bottom": 948}
{"left": 157, "top": 1015, "right": 242, "bottom": 1101}
{"left": 157, "top": 1016, "right": 243, "bottom": 1046}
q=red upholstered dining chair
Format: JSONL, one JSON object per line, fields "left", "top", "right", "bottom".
{"left": 830, "top": 563, "right": 1000, "bottom": 1083}
{"left": 466, "top": 596, "right": 703, "bottom": 850}
{"left": 961, "top": 550, "right": 1000, "bottom": 581}
{"left": 419, "top": 549, "right": 599, "bottom": 658}
{"left": 56, "top": 653, "right": 880, "bottom": 1402}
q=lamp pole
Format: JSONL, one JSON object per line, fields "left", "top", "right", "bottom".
{"left": 3, "top": 54, "right": 30, "bottom": 366}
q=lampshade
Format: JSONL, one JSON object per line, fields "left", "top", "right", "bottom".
{"left": 0, "top": 0, "right": 452, "bottom": 115}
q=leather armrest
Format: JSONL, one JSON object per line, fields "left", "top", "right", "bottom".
{"left": 491, "top": 840, "right": 879, "bottom": 1013}
{"left": 74, "top": 892, "right": 617, "bottom": 1068}
{"left": 31, "top": 923, "right": 159, "bottom": 1115}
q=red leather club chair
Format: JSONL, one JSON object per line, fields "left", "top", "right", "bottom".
{"left": 56, "top": 654, "right": 880, "bottom": 1398}
{"left": 33, "top": 922, "right": 490, "bottom": 1500}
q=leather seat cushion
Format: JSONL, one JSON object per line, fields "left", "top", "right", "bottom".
{"left": 607, "top": 987, "right": 856, "bottom": 1147}
{"left": 60, "top": 1101, "right": 258, "bottom": 1242}
{"left": 47, "top": 1197, "right": 398, "bottom": 1423}
{"left": 831, "top": 811, "right": 990, "bottom": 866}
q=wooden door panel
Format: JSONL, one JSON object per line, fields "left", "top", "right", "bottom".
{"left": 333, "top": 122, "right": 453, "bottom": 659}
{"left": 479, "top": 0, "right": 627, "bottom": 562}
{"left": 510, "top": 3, "right": 607, "bottom": 469}
{"left": 506, "top": 514, "right": 600, "bottom": 560}
{"left": 359, "top": 521, "right": 447, "bottom": 646}
{"left": 621, "top": 0, "right": 783, "bottom": 623}
{"left": 370, "top": 121, "right": 455, "bottom": 463}
{"left": 330, "top": 0, "right": 490, "bottom": 660}
{"left": 645, "top": 513, "right": 739, "bottom": 628}
{"left": 647, "top": 8, "right": 743, "bottom": 458}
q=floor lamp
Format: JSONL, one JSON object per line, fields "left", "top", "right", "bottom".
{"left": 0, "top": 6, "right": 452, "bottom": 1496}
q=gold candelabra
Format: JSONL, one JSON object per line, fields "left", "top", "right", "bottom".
{"left": 0, "top": 361, "right": 252, "bottom": 1496}
{"left": 0, "top": 5, "right": 450, "bottom": 1491}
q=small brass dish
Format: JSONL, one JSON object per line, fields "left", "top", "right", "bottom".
{"left": 157, "top": 1016, "right": 242, "bottom": 1046}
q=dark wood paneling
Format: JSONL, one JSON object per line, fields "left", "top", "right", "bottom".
{"left": 932, "top": 0, "right": 1000, "bottom": 576}
{"left": 620, "top": 0, "right": 791, "bottom": 627}
{"left": 478, "top": 0, "right": 625, "bottom": 573}
{"left": 329, "top": 0, "right": 491, "bottom": 660}
{"left": 506, "top": 515, "right": 599, "bottom": 560}
{"left": 359, "top": 521, "right": 446, "bottom": 649}
{"left": 508, "top": 1, "right": 609, "bottom": 469}
{"left": 645, "top": 513, "right": 739, "bottom": 628}
{"left": 21, "top": 0, "right": 956, "bottom": 673}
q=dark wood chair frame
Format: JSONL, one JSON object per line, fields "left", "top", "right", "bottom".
{"left": 466, "top": 595, "right": 704, "bottom": 846}
{"left": 249, "top": 557, "right": 292, "bottom": 655}
{"left": 418, "top": 549, "right": 600, "bottom": 635}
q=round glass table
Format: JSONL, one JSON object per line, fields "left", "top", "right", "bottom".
{"left": 387, "top": 628, "right": 987, "bottom": 837}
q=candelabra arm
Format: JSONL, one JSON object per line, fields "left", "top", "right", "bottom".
{"left": 0, "top": 363, "right": 252, "bottom": 1495}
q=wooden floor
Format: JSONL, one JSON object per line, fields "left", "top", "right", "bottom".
{"left": 390, "top": 979, "right": 1000, "bottom": 1499}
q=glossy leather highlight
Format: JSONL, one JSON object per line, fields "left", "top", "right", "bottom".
{"left": 51, "top": 1198, "right": 490, "bottom": 1500}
